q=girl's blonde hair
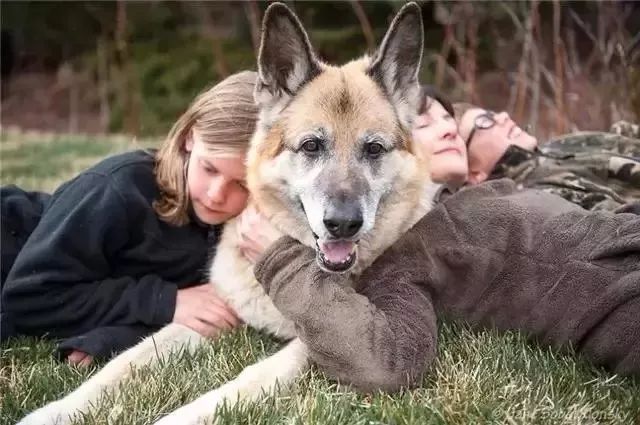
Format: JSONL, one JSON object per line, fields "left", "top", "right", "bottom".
{"left": 154, "top": 70, "right": 258, "bottom": 226}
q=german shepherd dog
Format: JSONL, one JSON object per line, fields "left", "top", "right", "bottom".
{"left": 19, "top": 3, "right": 434, "bottom": 424}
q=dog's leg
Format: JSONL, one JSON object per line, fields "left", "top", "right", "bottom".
{"left": 17, "top": 324, "right": 203, "bottom": 425}
{"left": 154, "top": 338, "right": 309, "bottom": 425}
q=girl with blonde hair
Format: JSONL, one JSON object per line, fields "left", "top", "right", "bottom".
{"left": 2, "top": 71, "right": 258, "bottom": 365}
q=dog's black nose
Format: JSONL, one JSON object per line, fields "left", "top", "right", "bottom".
{"left": 323, "top": 203, "right": 363, "bottom": 238}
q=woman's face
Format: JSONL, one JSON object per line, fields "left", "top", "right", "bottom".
{"left": 458, "top": 108, "right": 538, "bottom": 184}
{"left": 412, "top": 99, "right": 468, "bottom": 186}
{"left": 185, "top": 130, "right": 249, "bottom": 225}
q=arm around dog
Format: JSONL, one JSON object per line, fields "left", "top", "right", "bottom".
{"left": 254, "top": 239, "right": 438, "bottom": 392}
{"left": 256, "top": 179, "right": 640, "bottom": 389}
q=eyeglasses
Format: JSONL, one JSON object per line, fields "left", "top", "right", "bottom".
{"left": 465, "top": 111, "right": 497, "bottom": 147}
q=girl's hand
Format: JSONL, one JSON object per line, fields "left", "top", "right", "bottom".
{"left": 67, "top": 350, "right": 94, "bottom": 367}
{"left": 236, "top": 205, "right": 281, "bottom": 263}
{"left": 173, "top": 284, "right": 242, "bottom": 338}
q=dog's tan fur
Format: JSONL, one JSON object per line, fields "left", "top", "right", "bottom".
{"left": 248, "top": 58, "right": 430, "bottom": 265}
{"left": 251, "top": 60, "right": 416, "bottom": 161}
{"left": 18, "top": 3, "right": 435, "bottom": 425}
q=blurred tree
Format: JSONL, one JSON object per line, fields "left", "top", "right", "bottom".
{"left": 1, "top": 1, "right": 637, "bottom": 137}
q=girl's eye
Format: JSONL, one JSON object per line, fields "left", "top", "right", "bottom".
{"left": 201, "top": 160, "right": 217, "bottom": 175}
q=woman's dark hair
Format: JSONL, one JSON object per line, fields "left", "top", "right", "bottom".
{"left": 418, "top": 85, "right": 455, "bottom": 117}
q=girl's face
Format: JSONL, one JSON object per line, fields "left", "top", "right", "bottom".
{"left": 185, "top": 130, "right": 249, "bottom": 225}
{"left": 412, "top": 98, "right": 468, "bottom": 186}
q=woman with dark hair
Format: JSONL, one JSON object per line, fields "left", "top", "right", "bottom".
{"left": 412, "top": 85, "right": 468, "bottom": 188}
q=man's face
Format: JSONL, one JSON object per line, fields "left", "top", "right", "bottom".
{"left": 458, "top": 108, "right": 538, "bottom": 184}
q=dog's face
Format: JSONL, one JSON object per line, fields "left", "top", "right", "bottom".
{"left": 248, "top": 2, "right": 427, "bottom": 273}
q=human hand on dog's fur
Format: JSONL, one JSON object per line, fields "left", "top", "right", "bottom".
{"left": 237, "top": 204, "right": 281, "bottom": 263}
{"left": 173, "top": 284, "right": 242, "bottom": 337}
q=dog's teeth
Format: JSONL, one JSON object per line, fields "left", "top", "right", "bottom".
{"left": 340, "top": 252, "right": 355, "bottom": 265}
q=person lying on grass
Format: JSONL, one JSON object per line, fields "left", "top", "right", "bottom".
{"left": 236, "top": 89, "right": 640, "bottom": 391}
{"left": 454, "top": 102, "right": 640, "bottom": 212}
{"left": 0, "top": 72, "right": 262, "bottom": 366}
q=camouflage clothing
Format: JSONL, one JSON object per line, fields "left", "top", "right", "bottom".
{"left": 610, "top": 120, "right": 640, "bottom": 139}
{"left": 489, "top": 127, "right": 640, "bottom": 211}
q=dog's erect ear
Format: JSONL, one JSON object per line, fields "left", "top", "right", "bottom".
{"left": 255, "top": 2, "right": 321, "bottom": 119}
{"left": 367, "top": 2, "right": 424, "bottom": 130}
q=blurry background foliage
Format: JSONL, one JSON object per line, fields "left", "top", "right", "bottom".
{"left": 1, "top": 1, "right": 639, "bottom": 140}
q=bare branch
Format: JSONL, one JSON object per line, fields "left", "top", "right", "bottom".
{"left": 425, "top": 53, "right": 465, "bottom": 88}
{"left": 552, "top": 0, "right": 566, "bottom": 134}
{"left": 513, "top": 0, "right": 537, "bottom": 122}
{"left": 350, "top": 0, "right": 376, "bottom": 53}
{"left": 568, "top": 10, "right": 596, "bottom": 44}
{"left": 500, "top": 1, "right": 524, "bottom": 33}
{"left": 465, "top": 2, "right": 479, "bottom": 102}
{"left": 96, "top": 37, "right": 110, "bottom": 133}
{"left": 435, "top": 25, "right": 454, "bottom": 88}
{"left": 188, "top": 2, "right": 229, "bottom": 78}
{"left": 564, "top": 25, "right": 580, "bottom": 76}
{"left": 243, "top": 1, "right": 261, "bottom": 54}
{"left": 115, "top": 0, "right": 140, "bottom": 135}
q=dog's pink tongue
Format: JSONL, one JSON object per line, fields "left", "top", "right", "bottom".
{"left": 320, "top": 241, "right": 355, "bottom": 263}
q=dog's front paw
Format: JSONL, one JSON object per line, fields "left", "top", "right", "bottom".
{"left": 17, "top": 402, "right": 77, "bottom": 425}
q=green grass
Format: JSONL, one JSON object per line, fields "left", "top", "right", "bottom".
{"left": 1, "top": 132, "right": 639, "bottom": 424}
{"left": 0, "top": 129, "right": 158, "bottom": 192}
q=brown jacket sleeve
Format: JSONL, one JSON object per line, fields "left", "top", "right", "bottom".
{"left": 256, "top": 179, "right": 640, "bottom": 390}
{"left": 254, "top": 240, "right": 438, "bottom": 392}
{"left": 423, "top": 179, "right": 640, "bottom": 375}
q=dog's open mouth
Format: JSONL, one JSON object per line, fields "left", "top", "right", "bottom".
{"left": 315, "top": 239, "right": 358, "bottom": 272}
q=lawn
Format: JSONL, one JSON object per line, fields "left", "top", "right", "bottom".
{"left": 1, "top": 130, "right": 639, "bottom": 425}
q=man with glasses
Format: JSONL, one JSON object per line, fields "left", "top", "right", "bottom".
{"left": 455, "top": 104, "right": 639, "bottom": 211}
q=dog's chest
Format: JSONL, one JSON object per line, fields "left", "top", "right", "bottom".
{"left": 209, "top": 221, "right": 297, "bottom": 339}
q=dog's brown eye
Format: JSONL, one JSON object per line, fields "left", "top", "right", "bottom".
{"left": 365, "top": 142, "right": 384, "bottom": 157}
{"left": 301, "top": 139, "right": 321, "bottom": 153}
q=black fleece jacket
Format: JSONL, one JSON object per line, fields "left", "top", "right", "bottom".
{"left": 1, "top": 150, "right": 219, "bottom": 358}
